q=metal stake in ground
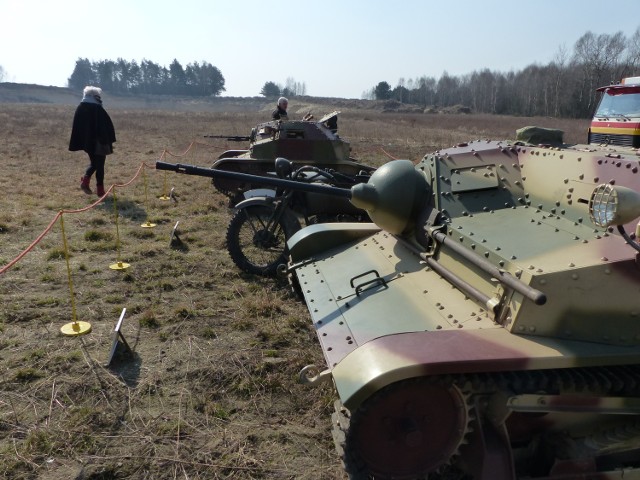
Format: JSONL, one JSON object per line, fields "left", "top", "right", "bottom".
{"left": 109, "top": 187, "right": 131, "bottom": 270}
{"left": 59, "top": 213, "right": 92, "bottom": 336}
{"left": 158, "top": 170, "right": 171, "bottom": 200}
{"left": 140, "top": 167, "right": 157, "bottom": 228}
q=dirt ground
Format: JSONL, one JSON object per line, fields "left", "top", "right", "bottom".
{"left": 0, "top": 93, "right": 591, "bottom": 479}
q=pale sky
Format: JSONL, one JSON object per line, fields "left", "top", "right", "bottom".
{"left": 1, "top": 0, "right": 639, "bottom": 99}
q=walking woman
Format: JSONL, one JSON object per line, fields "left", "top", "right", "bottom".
{"left": 69, "top": 86, "right": 116, "bottom": 197}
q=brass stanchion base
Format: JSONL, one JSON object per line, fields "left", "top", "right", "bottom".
{"left": 60, "top": 321, "right": 92, "bottom": 336}
{"left": 110, "top": 261, "right": 131, "bottom": 270}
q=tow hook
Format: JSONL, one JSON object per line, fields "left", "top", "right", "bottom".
{"left": 299, "top": 365, "right": 332, "bottom": 386}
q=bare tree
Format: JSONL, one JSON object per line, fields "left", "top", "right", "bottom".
{"left": 573, "top": 31, "right": 627, "bottom": 111}
{"left": 0, "top": 65, "right": 5, "bottom": 82}
{"left": 284, "top": 77, "right": 307, "bottom": 96}
{"left": 626, "top": 27, "right": 640, "bottom": 72}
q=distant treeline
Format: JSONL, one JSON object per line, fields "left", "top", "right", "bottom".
{"left": 67, "top": 58, "right": 225, "bottom": 97}
{"left": 364, "top": 29, "right": 640, "bottom": 118}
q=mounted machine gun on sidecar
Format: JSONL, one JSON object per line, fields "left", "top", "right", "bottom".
{"left": 155, "top": 158, "right": 372, "bottom": 276}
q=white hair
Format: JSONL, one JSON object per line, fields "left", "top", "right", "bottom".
{"left": 83, "top": 85, "right": 103, "bottom": 97}
{"left": 277, "top": 97, "right": 288, "bottom": 106}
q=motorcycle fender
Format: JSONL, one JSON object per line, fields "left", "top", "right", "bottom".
{"left": 233, "top": 196, "right": 275, "bottom": 210}
{"left": 234, "top": 197, "right": 301, "bottom": 235}
{"left": 242, "top": 188, "right": 276, "bottom": 200}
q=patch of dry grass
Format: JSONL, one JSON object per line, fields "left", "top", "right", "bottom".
{"left": 0, "top": 104, "right": 589, "bottom": 479}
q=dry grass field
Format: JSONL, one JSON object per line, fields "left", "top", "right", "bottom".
{"left": 0, "top": 101, "right": 590, "bottom": 479}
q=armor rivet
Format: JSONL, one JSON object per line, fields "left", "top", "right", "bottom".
{"left": 604, "top": 269, "right": 611, "bottom": 275}
{"left": 539, "top": 279, "right": 547, "bottom": 285}
{"left": 601, "top": 257, "right": 608, "bottom": 261}
{"left": 572, "top": 274, "right": 579, "bottom": 280}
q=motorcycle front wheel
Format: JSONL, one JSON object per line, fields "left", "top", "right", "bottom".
{"left": 226, "top": 205, "right": 300, "bottom": 276}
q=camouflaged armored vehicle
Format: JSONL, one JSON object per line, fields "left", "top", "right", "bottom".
{"left": 207, "top": 111, "right": 375, "bottom": 198}
{"left": 285, "top": 126, "right": 640, "bottom": 479}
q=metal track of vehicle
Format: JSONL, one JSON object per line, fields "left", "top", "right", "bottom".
{"left": 332, "top": 364, "right": 640, "bottom": 479}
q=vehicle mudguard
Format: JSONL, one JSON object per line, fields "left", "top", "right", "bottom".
{"left": 233, "top": 196, "right": 301, "bottom": 235}
{"left": 287, "top": 223, "right": 380, "bottom": 262}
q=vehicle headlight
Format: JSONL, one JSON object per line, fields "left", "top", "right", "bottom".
{"left": 589, "top": 184, "right": 640, "bottom": 227}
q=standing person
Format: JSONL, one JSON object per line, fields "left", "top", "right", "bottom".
{"left": 271, "top": 97, "right": 288, "bottom": 120}
{"left": 69, "top": 86, "right": 116, "bottom": 197}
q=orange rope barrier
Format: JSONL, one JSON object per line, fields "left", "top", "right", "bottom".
{"left": 1, "top": 135, "right": 289, "bottom": 276}
{"left": 0, "top": 212, "right": 62, "bottom": 275}
{"left": 0, "top": 160, "right": 159, "bottom": 276}
{"left": 379, "top": 147, "right": 399, "bottom": 160}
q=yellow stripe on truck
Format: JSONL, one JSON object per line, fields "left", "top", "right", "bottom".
{"left": 590, "top": 126, "right": 640, "bottom": 135}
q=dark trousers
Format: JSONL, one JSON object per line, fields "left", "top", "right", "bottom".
{"left": 84, "top": 153, "right": 106, "bottom": 185}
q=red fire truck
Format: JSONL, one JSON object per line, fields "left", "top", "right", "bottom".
{"left": 588, "top": 76, "right": 640, "bottom": 147}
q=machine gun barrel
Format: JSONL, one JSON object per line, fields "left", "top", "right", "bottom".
{"left": 155, "top": 161, "right": 353, "bottom": 199}
{"left": 203, "top": 135, "right": 252, "bottom": 141}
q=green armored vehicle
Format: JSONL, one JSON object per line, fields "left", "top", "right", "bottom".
{"left": 208, "top": 111, "right": 375, "bottom": 197}
{"left": 286, "top": 129, "right": 640, "bottom": 479}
